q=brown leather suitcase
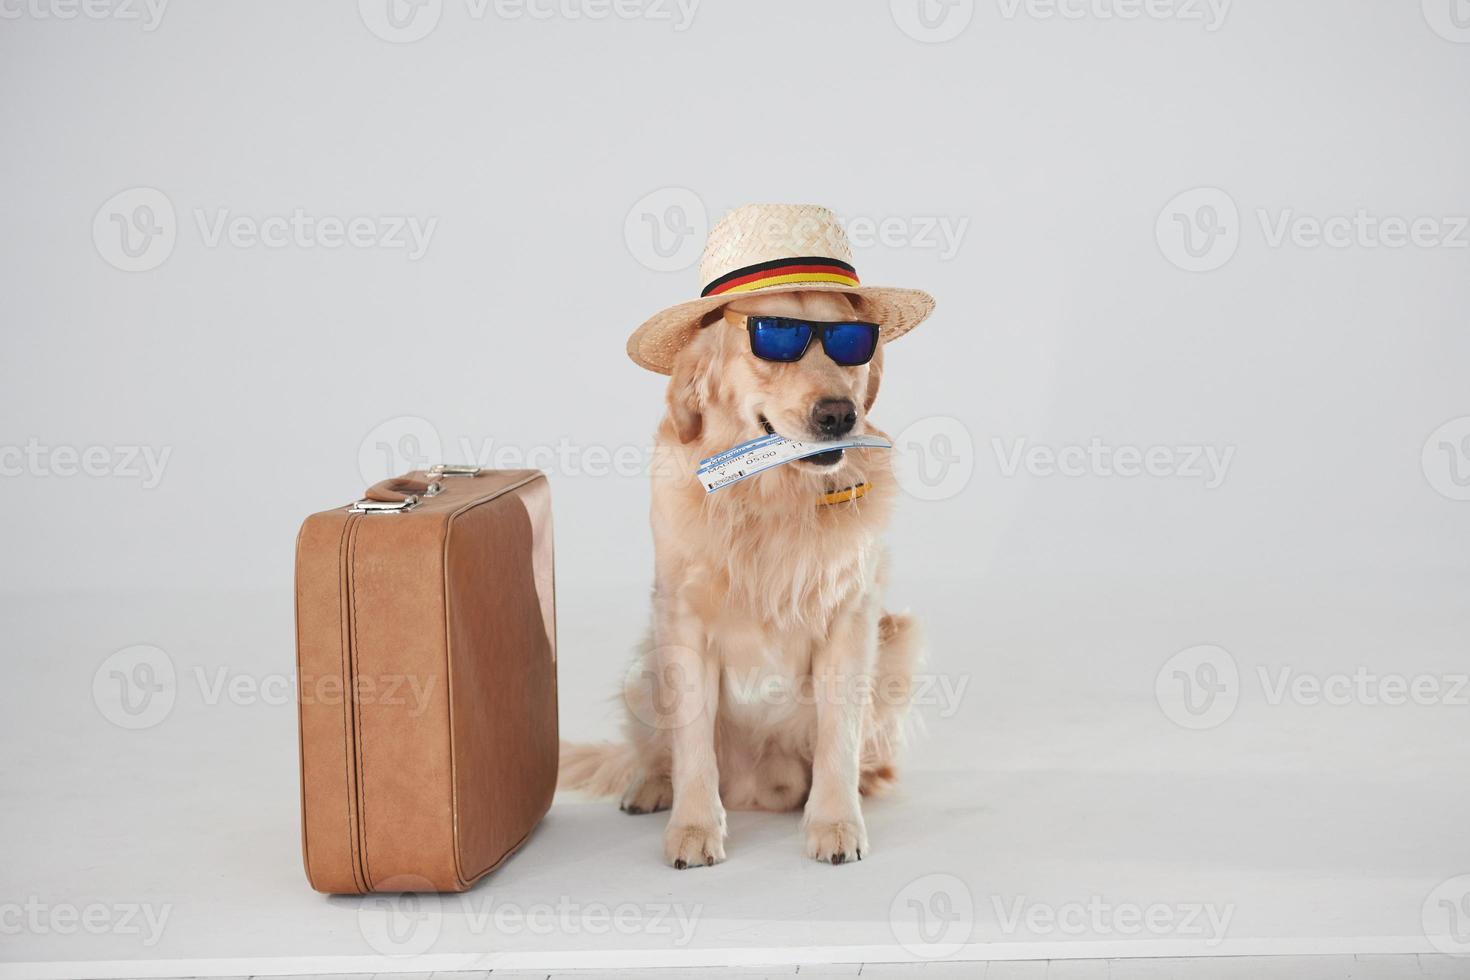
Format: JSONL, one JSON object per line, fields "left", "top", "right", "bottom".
{"left": 294, "top": 466, "right": 557, "bottom": 894}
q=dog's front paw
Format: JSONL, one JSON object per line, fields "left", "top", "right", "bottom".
{"left": 664, "top": 820, "right": 726, "bottom": 869}
{"left": 620, "top": 772, "right": 673, "bottom": 815}
{"left": 804, "top": 816, "right": 868, "bottom": 865}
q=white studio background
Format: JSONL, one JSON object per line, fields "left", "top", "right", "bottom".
{"left": 2, "top": 1, "right": 1468, "bottom": 757}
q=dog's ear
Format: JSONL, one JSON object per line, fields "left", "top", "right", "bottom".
{"left": 863, "top": 343, "right": 885, "bottom": 412}
{"left": 666, "top": 336, "right": 709, "bottom": 444}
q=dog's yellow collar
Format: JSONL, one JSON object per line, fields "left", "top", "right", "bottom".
{"left": 818, "top": 482, "right": 871, "bottom": 507}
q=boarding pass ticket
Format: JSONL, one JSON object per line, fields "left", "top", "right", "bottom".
{"left": 697, "top": 432, "right": 892, "bottom": 493}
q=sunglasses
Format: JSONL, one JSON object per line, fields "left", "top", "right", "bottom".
{"left": 744, "top": 316, "right": 880, "bottom": 366}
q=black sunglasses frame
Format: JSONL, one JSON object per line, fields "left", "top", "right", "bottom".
{"left": 743, "top": 316, "right": 881, "bottom": 366}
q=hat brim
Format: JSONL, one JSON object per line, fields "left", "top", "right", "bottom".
{"left": 626, "top": 282, "right": 935, "bottom": 375}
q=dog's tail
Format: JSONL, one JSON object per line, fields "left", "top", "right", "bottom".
{"left": 558, "top": 740, "right": 637, "bottom": 798}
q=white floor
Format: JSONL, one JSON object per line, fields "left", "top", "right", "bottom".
{"left": 148, "top": 956, "right": 1470, "bottom": 979}
{"left": 2, "top": 575, "right": 1468, "bottom": 979}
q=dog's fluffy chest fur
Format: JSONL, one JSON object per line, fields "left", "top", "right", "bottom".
{"left": 714, "top": 511, "right": 881, "bottom": 628}
{"left": 652, "top": 447, "right": 895, "bottom": 632}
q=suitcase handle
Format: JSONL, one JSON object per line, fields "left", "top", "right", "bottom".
{"left": 347, "top": 477, "right": 443, "bottom": 514}
{"left": 365, "top": 477, "right": 441, "bottom": 502}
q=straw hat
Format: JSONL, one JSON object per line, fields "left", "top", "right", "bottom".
{"left": 627, "top": 203, "right": 936, "bottom": 375}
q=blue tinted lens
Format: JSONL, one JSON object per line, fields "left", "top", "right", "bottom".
{"left": 822, "top": 322, "right": 879, "bottom": 365}
{"left": 749, "top": 318, "right": 812, "bottom": 362}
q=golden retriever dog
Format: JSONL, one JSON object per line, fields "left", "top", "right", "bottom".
{"left": 560, "top": 288, "right": 921, "bottom": 867}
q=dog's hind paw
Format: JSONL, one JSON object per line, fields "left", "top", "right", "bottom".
{"left": 804, "top": 817, "right": 868, "bottom": 865}
{"left": 664, "top": 821, "right": 725, "bottom": 869}
{"left": 620, "top": 773, "right": 673, "bottom": 815}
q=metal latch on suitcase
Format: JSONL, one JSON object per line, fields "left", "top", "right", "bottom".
{"left": 427, "top": 464, "right": 482, "bottom": 478}
{"left": 348, "top": 495, "right": 430, "bottom": 514}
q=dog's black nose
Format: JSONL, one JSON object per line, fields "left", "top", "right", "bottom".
{"left": 811, "top": 398, "right": 857, "bottom": 439}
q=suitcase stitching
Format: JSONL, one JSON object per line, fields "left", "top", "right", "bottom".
{"left": 348, "top": 515, "right": 374, "bottom": 889}
{"left": 337, "top": 514, "right": 368, "bottom": 894}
